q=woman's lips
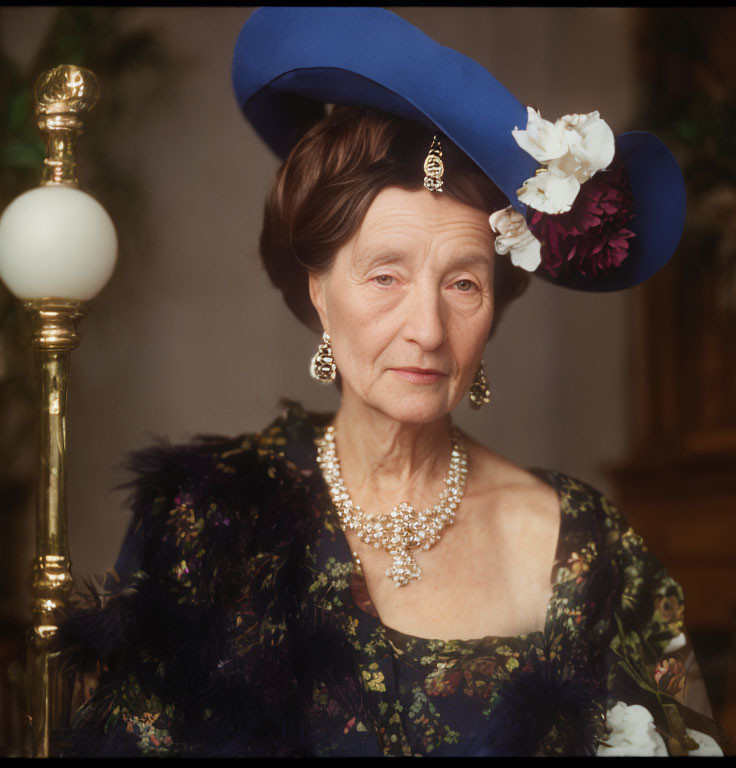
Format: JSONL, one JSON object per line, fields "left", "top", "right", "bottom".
{"left": 390, "top": 367, "right": 447, "bottom": 384}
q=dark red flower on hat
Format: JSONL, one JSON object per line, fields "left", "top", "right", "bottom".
{"left": 527, "top": 159, "right": 635, "bottom": 278}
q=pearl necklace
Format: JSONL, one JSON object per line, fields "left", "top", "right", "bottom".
{"left": 315, "top": 425, "right": 468, "bottom": 588}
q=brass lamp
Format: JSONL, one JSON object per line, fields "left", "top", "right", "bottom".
{"left": 0, "top": 66, "right": 117, "bottom": 756}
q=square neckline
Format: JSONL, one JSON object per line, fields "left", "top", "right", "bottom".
{"left": 315, "top": 443, "right": 569, "bottom": 647}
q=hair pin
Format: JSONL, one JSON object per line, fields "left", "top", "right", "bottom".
{"left": 423, "top": 134, "right": 444, "bottom": 192}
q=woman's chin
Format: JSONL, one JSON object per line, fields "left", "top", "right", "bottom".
{"left": 366, "top": 388, "right": 456, "bottom": 425}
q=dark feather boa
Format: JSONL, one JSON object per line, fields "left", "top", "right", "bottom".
{"left": 51, "top": 430, "right": 370, "bottom": 757}
{"left": 468, "top": 654, "right": 608, "bottom": 756}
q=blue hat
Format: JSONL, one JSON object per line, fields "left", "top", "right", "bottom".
{"left": 232, "top": 7, "right": 685, "bottom": 292}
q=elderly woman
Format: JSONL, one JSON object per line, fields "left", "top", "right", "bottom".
{"left": 53, "top": 8, "right": 723, "bottom": 757}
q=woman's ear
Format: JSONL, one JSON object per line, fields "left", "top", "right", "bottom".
{"left": 308, "top": 271, "right": 328, "bottom": 332}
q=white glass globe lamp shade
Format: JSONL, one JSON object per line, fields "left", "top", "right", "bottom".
{"left": 0, "top": 185, "right": 117, "bottom": 301}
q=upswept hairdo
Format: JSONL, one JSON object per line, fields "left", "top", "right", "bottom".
{"left": 259, "top": 105, "right": 529, "bottom": 336}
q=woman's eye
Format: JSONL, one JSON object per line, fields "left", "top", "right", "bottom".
{"left": 454, "top": 279, "right": 476, "bottom": 292}
{"left": 374, "top": 274, "right": 395, "bottom": 286}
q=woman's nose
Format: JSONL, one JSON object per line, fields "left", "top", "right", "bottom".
{"left": 401, "top": 284, "right": 447, "bottom": 351}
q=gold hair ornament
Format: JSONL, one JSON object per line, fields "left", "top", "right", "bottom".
{"left": 423, "top": 134, "right": 444, "bottom": 192}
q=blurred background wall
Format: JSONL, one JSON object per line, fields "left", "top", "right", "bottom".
{"left": 0, "top": 6, "right": 734, "bottom": 754}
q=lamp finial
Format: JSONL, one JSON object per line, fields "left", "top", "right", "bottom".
{"left": 34, "top": 65, "right": 99, "bottom": 187}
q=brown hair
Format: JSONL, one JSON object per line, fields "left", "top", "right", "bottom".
{"left": 259, "top": 106, "right": 529, "bottom": 336}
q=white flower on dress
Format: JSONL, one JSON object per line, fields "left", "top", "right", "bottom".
{"left": 489, "top": 207, "right": 541, "bottom": 272}
{"left": 512, "top": 107, "right": 615, "bottom": 214}
{"left": 596, "top": 701, "right": 668, "bottom": 757}
{"left": 662, "top": 632, "right": 687, "bottom": 653}
{"left": 597, "top": 701, "right": 723, "bottom": 757}
{"left": 686, "top": 728, "right": 724, "bottom": 757}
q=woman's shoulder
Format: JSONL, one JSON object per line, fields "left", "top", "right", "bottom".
{"left": 530, "top": 468, "right": 629, "bottom": 538}
{"left": 527, "top": 469, "right": 688, "bottom": 664}
{"left": 525, "top": 467, "right": 660, "bottom": 590}
{"left": 467, "top": 436, "right": 625, "bottom": 532}
{"left": 460, "top": 435, "right": 659, "bottom": 588}
{"left": 459, "top": 435, "right": 617, "bottom": 550}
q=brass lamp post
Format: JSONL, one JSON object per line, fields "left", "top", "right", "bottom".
{"left": 0, "top": 66, "right": 117, "bottom": 756}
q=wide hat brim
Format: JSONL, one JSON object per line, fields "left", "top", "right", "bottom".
{"left": 232, "top": 7, "right": 685, "bottom": 292}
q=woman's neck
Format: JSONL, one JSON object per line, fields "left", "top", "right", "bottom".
{"left": 332, "top": 394, "right": 455, "bottom": 508}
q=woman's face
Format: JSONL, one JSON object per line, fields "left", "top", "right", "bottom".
{"left": 309, "top": 186, "right": 496, "bottom": 424}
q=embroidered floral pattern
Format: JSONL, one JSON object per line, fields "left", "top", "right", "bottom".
{"left": 102, "top": 677, "right": 175, "bottom": 756}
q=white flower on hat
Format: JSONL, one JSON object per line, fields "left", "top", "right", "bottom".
{"left": 489, "top": 206, "right": 541, "bottom": 272}
{"left": 555, "top": 110, "right": 615, "bottom": 182}
{"left": 517, "top": 170, "right": 580, "bottom": 215}
{"left": 511, "top": 107, "right": 568, "bottom": 164}
{"left": 512, "top": 107, "right": 616, "bottom": 214}
{"left": 596, "top": 701, "right": 723, "bottom": 757}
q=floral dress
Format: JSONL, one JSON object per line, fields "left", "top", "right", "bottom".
{"left": 53, "top": 402, "right": 723, "bottom": 757}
